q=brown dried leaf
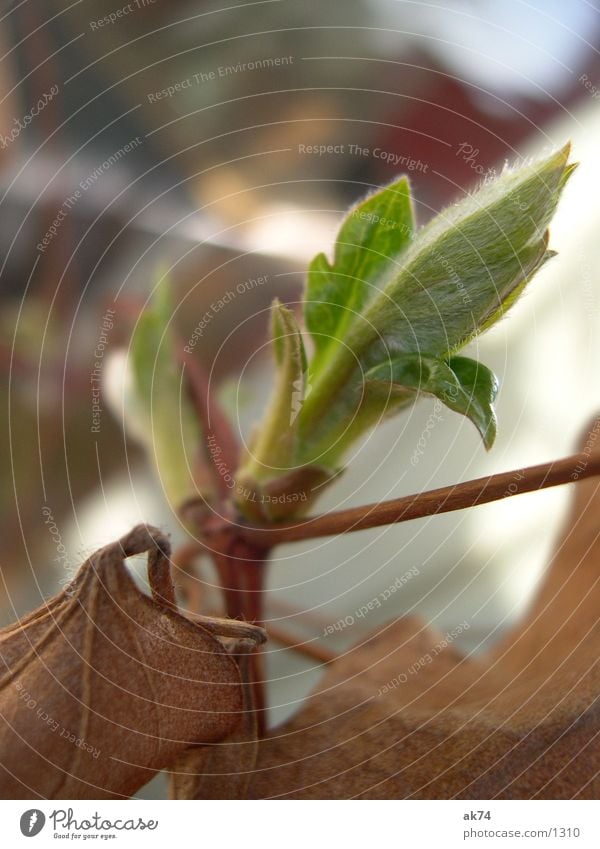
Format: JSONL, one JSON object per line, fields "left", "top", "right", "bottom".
{"left": 169, "top": 641, "right": 260, "bottom": 799}
{"left": 250, "top": 418, "right": 600, "bottom": 799}
{"left": 0, "top": 524, "right": 260, "bottom": 799}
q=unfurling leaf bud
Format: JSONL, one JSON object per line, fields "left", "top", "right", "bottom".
{"left": 129, "top": 275, "right": 207, "bottom": 509}
{"left": 234, "top": 144, "right": 575, "bottom": 520}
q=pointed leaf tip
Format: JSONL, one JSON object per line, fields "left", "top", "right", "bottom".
{"left": 130, "top": 273, "right": 204, "bottom": 508}
{"left": 367, "top": 353, "right": 499, "bottom": 450}
{"left": 305, "top": 175, "right": 415, "bottom": 370}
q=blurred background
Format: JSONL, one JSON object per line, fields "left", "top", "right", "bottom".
{"left": 1, "top": 0, "right": 600, "bottom": 793}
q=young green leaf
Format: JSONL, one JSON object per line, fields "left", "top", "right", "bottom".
{"left": 366, "top": 354, "right": 498, "bottom": 449}
{"left": 244, "top": 299, "right": 307, "bottom": 476}
{"left": 296, "top": 144, "right": 574, "bottom": 468}
{"left": 305, "top": 177, "right": 414, "bottom": 371}
{"left": 130, "top": 276, "right": 204, "bottom": 509}
{"left": 236, "top": 301, "right": 336, "bottom": 519}
{"left": 234, "top": 144, "right": 574, "bottom": 519}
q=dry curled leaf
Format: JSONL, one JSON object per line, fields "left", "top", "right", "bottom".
{"left": 250, "top": 420, "right": 600, "bottom": 799}
{"left": 169, "top": 641, "right": 260, "bottom": 799}
{"left": 0, "top": 524, "right": 263, "bottom": 799}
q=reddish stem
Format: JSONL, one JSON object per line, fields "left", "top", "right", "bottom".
{"left": 206, "top": 528, "right": 270, "bottom": 733}
{"left": 231, "top": 447, "right": 600, "bottom": 547}
{"left": 177, "top": 343, "right": 241, "bottom": 498}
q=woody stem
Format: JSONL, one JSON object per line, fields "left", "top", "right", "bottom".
{"left": 209, "top": 531, "right": 271, "bottom": 735}
{"left": 232, "top": 447, "right": 600, "bottom": 547}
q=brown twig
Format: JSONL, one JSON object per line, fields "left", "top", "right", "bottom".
{"left": 266, "top": 625, "right": 338, "bottom": 664}
{"left": 233, "top": 448, "right": 600, "bottom": 547}
{"left": 204, "top": 530, "right": 270, "bottom": 734}
{"left": 267, "top": 597, "right": 336, "bottom": 630}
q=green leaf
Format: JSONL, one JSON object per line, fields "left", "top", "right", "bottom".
{"left": 235, "top": 145, "right": 574, "bottom": 518}
{"left": 296, "top": 144, "right": 574, "bottom": 468}
{"left": 367, "top": 354, "right": 499, "bottom": 449}
{"left": 235, "top": 300, "right": 339, "bottom": 520}
{"left": 239, "top": 300, "right": 307, "bottom": 481}
{"left": 357, "top": 145, "right": 573, "bottom": 362}
{"left": 130, "top": 275, "right": 204, "bottom": 508}
{"left": 304, "top": 177, "right": 414, "bottom": 369}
